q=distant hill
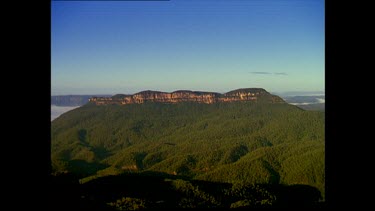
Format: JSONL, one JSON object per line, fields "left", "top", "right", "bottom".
{"left": 283, "top": 95, "right": 325, "bottom": 104}
{"left": 51, "top": 95, "right": 111, "bottom": 106}
{"left": 282, "top": 95, "right": 325, "bottom": 111}
{"left": 274, "top": 91, "right": 325, "bottom": 97}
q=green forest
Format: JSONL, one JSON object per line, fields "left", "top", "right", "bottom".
{"left": 51, "top": 101, "right": 324, "bottom": 209}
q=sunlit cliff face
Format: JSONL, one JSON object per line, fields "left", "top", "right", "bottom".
{"left": 89, "top": 88, "right": 285, "bottom": 105}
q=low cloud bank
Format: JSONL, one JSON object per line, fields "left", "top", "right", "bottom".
{"left": 51, "top": 105, "right": 79, "bottom": 121}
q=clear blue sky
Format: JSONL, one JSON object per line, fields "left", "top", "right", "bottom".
{"left": 51, "top": 0, "right": 324, "bottom": 95}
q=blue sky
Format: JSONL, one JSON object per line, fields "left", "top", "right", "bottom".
{"left": 51, "top": 0, "right": 324, "bottom": 95}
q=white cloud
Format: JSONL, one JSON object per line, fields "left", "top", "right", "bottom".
{"left": 316, "top": 98, "right": 325, "bottom": 103}
{"left": 290, "top": 102, "right": 312, "bottom": 105}
{"left": 51, "top": 105, "right": 79, "bottom": 121}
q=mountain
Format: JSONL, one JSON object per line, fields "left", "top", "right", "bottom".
{"left": 51, "top": 95, "right": 111, "bottom": 106}
{"left": 51, "top": 88, "right": 324, "bottom": 208}
{"left": 89, "top": 88, "right": 284, "bottom": 105}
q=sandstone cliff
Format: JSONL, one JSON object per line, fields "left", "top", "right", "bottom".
{"left": 89, "top": 88, "right": 284, "bottom": 105}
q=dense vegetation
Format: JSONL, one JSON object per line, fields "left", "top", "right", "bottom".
{"left": 51, "top": 101, "right": 324, "bottom": 208}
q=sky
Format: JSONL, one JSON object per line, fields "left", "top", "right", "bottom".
{"left": 51, "top": 0, "right": 324, "bottom": 95}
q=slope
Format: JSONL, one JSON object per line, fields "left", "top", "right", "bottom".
{"left": 51, "top": 101, "right": 324, "bottom": 197}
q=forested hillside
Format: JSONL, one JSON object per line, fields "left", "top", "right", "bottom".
{"left": 51, "top": 101, "right": 324, "bottom": 208}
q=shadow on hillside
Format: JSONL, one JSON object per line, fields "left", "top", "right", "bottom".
{"left": 67, "top": 159, "right": 109, "bottom": 177}
{"left": 48, "top": 171, "right": 183, "bottom": 210}
{"left": 48, "top": 171, "right": 323, "bottom": 210}
{"left": 259, "top": 183, "right": 323, "bottom": 208}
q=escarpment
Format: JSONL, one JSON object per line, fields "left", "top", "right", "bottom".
{"left": 89, "top": 88, "right": 284, "bottom": 105}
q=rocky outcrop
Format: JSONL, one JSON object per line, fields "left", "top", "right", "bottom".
{"left": 89, "top": 88, "right": 285, "bottom": 105}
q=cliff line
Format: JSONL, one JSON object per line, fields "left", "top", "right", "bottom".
{"left": 89, "top": 88, "right": 285, "bottom": 105}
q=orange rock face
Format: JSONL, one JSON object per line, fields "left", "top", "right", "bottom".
{"left": 89, "top": 88, "right": 284, "bottom": 105}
